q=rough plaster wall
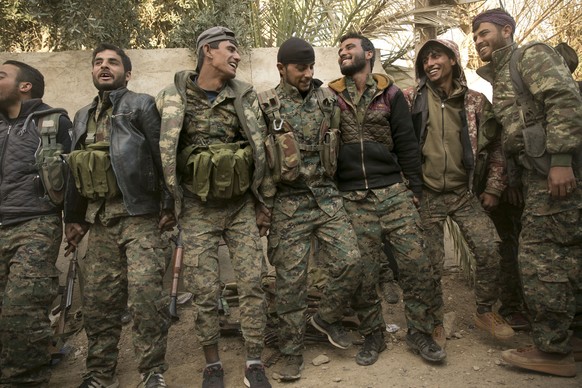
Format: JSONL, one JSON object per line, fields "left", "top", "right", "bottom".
{"left": 0, "top": 47, "right": 386, "bottom": 116}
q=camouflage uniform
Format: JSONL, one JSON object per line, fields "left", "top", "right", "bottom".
{"left": 477, "top": 42, "right": 582, "bottom": 353}
{"left": 0, "top": 99, "right": 71, "bottom": 387}
{"left": 263, "top": 81, "right": 362, "bottom": 356}
{"left": 156, "top": 70, "right": 272, "bottom": 359}
{"left": 403, "top": 39, "right": 506, "bottom": 324}
{"left": 329, "top": 74, "right": 436, "bottom": 334}
{"left": 65, "top": 89, "right": 172, "bottom": 380}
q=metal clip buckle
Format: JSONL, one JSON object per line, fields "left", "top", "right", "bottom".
{"left": 273, "top": 119, "right": 284, "bottom": 132}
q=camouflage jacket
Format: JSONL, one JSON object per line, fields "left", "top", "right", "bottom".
{"left": 404, "top": 39, "right": 505, "bottom": 196}
{"left": 156, "top": 70, "right": 274, "bottom": 215}
{"left": 477, "top": 42, "right": 582, "bottom": 170}
{"left": 263, "top": 80, "right": 343, "bottom": 217}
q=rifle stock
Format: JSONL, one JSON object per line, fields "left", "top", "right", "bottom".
{"left": 169, "top": 226, "right": 183, "bottom": 320}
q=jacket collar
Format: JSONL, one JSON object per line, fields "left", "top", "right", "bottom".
{"left": 328, "top": 73, "right": 392, "bottom": 93}
{"left": 476, "top": 42, "right": 516, "bottom": 84}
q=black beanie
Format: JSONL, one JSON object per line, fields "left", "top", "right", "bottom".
{"left": 277, "top": 37, "right": 315, "bottom": 64}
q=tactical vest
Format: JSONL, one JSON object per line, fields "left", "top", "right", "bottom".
{"left": 177, "top": 141, "right": 253, "bottom": 202}
{"left": 509, "top": 43, "right": 582, "bottom": 177}
{"left": 27, "top": 108, "right": 69, "bottom": 206}
{"left": 258, "top": 87, "right": 339, "bottom": 183}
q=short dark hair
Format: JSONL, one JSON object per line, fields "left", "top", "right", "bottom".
{"left": 92, "top": 43, "right": 132, "bottom": 73}
{"left": 196, "top": 41, "right": 221, "bottom": 72}
{"left": 3, "top": 60, "right": 45, "bottom": 99}
{"left": 420, "top": 43, "right": 453, "bottom": 62}
{"left": 339, "top": 32, "right": 376, "bottom": 71}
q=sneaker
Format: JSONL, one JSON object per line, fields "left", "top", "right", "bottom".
{"left": 202, "top": 364, "right": 224, "bottom": 388}
{"left": 570, "top": 335, "right": 582, "bottom": 362}
{"left": 432, "top": 324, "right": 446, "bottom": 350}
{"left": 501, "top": 346, "right": 576, "bottom": 377}
{"left": 310, "top": 313, "right": 352, "bottom": 349}
{"left": 272, "top": 355, "right": 304, "bottom": 382}
{"left": 356, "top": 330, "right": 387, "bottom": 366}
{"left": 475, "top": 311, "right": 515, "bottom": 339}
{"left": 502, "top": 312, "right": 530, "bottom": 331}
{"left": 406, "top": 331, "right": 446, "bottom": 362}
{"left": 380, "top": 281, "right": 400, "bottom": 304}
{"left": 244, "top": 364, "right": 272, "bottom": 388}
{"left": 78, "top": 376, "right": 120, "bottom": 388}
{"left": 141, "top": 371, "right": 167, "bottom": 388}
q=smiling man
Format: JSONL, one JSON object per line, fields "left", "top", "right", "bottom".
{"left": 474, "top": 8, "right": 582, "bottom": 378}
{"left": 156, "top": 27, "right": 273, "bottom": 388}
{"left": 64, "top": 43, "right": 175, "bottom": 388}
{"left": 401, "top": 39, "right": 516, "bottom": 349}
{"left": 257, "top": 37, "right": 362, "bottom": 379}
{"left": 328, "top": 32, "right": 446, "bottom": 363}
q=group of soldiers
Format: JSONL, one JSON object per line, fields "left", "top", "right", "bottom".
{"left": 1, "top": 6, "right": 581, "bottom": 388}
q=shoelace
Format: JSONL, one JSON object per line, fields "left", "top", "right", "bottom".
{"left": 142, "top": 372, "right": 167, "bottom": 388}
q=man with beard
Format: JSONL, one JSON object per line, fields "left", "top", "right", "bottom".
{"left": 64, "top": 43, "right": 175, "bottom": 388}
{"left": 258, "top": 38, "right": 362, "bottom": 380}
{"left": 156, "top": 27, "right": 272, "bottom": 388}
{"left": 328, "top": 32, "right": 446, "bottom": 363}
{"left": 473, "top": 8, "right": 582, "bottom": 377}
{"left": 0, "top": 61, "right": 72, "bottom": 387}
{"left": 402, "top": 39, "right": 517, "bottom": 350}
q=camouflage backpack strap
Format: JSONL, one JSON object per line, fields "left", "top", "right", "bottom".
{"left": 314, "top": 87, "right": 335, "bottom": 142}
{"left": 28, "top": 108, "right": 69, "bottom": 206}
{"left": 258, "top": 89, "right": 286, "bottom": 133}
{"left": 509, "top": 43, "right": 545, "bottom": 128}
{"left": 509, "top": 43, "right": 551, "bottom": 173}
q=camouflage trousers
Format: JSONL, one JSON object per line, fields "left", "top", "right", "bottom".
{"left": 519, "top": 173, "right": 582, "bottom": 354}
{"left": 420, "top": 188, "right": 502, "bottom": 324}
{"left": 489, "top": 200, "right": 526, "bottom": 317}
{"left": 343, "top": 184, "right": 435, "bottom": 334}
{"left": 268, "top": 194, "right": 362, "bottom": 356}
{"left": 82, "top": 214, "right": 171, "bottom": 379}
{"left": 180, "top": 194, "right": 266, "bottom": 359}
{"left": 0, "top": 215, "right": 62, "bottom": 387}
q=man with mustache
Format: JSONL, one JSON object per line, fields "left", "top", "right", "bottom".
{"left": 0, "top": 60, "right": 72, "bottom": 387}
{"left": 473, "top": 8, "right": 582, "bottom": 377}
{"left": 156, "top": 27, "right": 273, "bottom": 388}
{"left": 329, "top": 32, "right": 446, "bottom": 363}
{"left": 402, "top": 38, "right": 518, "bottom": 348}
{"left": 64, "top": 43, "right": 175, "bottom": 388}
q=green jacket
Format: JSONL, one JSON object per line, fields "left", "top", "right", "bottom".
{"left": 156, "top": 70, "right": 274, "bottom": 215}
{"left": 477, "top": 42, "right": 582, "bottom": 169}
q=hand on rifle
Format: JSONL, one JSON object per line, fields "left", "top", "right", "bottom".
{"left": 159, "top": 209, "right": 177, "bottom": 232}
{"left": 255, "top": 204, "right": 272, "bottom": 237}
{"left": 64, "top": 222, "right": 89, "bottom": 256}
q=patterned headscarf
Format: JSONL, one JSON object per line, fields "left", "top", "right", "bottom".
{"left": 472, "top": 8, "right": 516, "bottom": 33}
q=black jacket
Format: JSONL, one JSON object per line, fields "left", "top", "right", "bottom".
{"left": 64, "top": 88, "right": 172, "bottom": 223}
{"left": 0, "top": 99, "right": 72, "bottom": 226}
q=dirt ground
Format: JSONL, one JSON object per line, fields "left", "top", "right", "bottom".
{"left": 47, "top": 242, "right": 582, "bottom": 388}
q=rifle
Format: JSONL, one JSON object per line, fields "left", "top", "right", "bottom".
{"left": 168, "top": 226, "right": 184, "bottom": 321}
{"left": 53, "top": 250, "right": 78, "bottom": 336}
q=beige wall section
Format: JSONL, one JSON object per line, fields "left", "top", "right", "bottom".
{"left": 0, "top": 47, "right": 386, "bottom": 116}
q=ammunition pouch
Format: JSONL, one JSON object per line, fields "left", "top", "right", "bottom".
{"left": 321, "top": 127, "right": 340, "bottom": 177}
{"left": 517, "top": 122, "right": 551, "bottom": 176}
{"left": 179, "top": 142, "right": 253, "bottom": 201}
{"left": 67, "top": 142, "right": 120, "bottom": 200}
{"left": 36, "top": 145, "right": 67, "bottom": 206}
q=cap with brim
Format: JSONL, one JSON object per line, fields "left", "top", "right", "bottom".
{"left": 196, "top": 26, "right": 237, "bottom": 52}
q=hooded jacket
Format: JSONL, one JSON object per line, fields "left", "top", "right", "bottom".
{"left": 328, "top": 73, "right": 423, "bottom": 197}
{"left": 403, "top": 39, "right": 505, "bottom": 197}
{"left": 0, "top": 99, "right": 72, "bottom": 226}
{"left": 156, "top": 70, "right": 273, "bottom": 216}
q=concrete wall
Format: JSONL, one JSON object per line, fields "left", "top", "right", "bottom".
{"left": 0, "top": 47, "right": 390, "bottom": 116}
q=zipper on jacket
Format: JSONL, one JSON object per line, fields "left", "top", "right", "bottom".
{"left": 0, "top": 123, "right": 13, "bottom": 223}
{"left": 440, "top": 101, "right": 447, "bottom": 192}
